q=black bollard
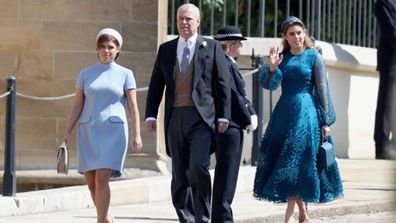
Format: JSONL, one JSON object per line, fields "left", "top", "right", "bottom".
{"left": 3, "top": 76, "right": 16, "bottom": 196}
{"left": 251, "top": 55, "right": 264, "bottom": 166}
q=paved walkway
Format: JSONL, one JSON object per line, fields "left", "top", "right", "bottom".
{"left": 0, "top": 159, "right": 395, "bottom": 223}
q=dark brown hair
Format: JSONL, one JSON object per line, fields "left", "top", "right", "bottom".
{"left": 96, "top": 34, "right": 121, "bottom": 60}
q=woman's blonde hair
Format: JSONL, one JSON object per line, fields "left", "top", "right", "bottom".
{"left": 280, "top": 17, "right": 315, "bottom": 52}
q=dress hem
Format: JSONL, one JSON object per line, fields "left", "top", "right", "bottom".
{"left": 252, "top": 192, "right": 344, "bottom": 204}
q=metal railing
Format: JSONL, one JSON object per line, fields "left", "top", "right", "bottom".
{"left": 1, "top": 60, "right": 263, "bottom": 195}
{"left": 0, "top": 78, "right": 150, "bottom": 196}
{"left": 169, "top": 0, "right": 377, "bottom": 48}
{"left": 1, "top": 76, "right": 16, "bottom": 196}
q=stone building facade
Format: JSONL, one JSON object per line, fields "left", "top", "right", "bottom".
{"left": 0, "top": 0, "right": 169, "bottom": 172}
{"left": 0, "top": 0, "right": 383, "bottom": 176}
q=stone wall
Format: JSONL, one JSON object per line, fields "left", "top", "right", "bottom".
{"left": 0, "top": 0, "right": 166, "bottom": 170}
{"left": 0, "top": 0, "right": 382, "bottom": 173}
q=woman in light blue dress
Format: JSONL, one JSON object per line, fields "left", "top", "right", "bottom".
{"left": 253, "top": 17, "right": 343, "bottom": 223}
{"left": 63, "top": 28, "right": 142, "bottom": 223}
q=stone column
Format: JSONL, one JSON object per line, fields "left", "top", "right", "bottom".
{"left": 124, "top": 0, "right": 170, "bottom": 174}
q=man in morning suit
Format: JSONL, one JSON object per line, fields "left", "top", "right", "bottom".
{"left": 211, "top": 26, "right": 258, "bottom": 223}
{"left": 145, "top": 3, "right": 231, "bottom": 223}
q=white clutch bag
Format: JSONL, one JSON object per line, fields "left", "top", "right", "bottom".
{"left": 56, "top": 143, "right": 70, "bottom": 175}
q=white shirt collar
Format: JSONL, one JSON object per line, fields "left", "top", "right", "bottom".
{"left": 178, "top": 33, "right": 198, "bottom": 47}
{"left": 227, "top": 55, "right": 237, "bottom": 64}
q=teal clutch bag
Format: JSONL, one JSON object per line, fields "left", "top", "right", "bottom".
{"left": 317, "top": 136, "right": 336, "bottom": 170}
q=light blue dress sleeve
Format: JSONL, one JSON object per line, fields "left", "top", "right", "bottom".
{"left": 76, "top": 71, "right": 84, "bottom": 89}
{"left": 124, "top": 70, "right": 136, "bottom": 90}
{"left": 258, "top": 64, "right": 283, "bottom": 90}
{"left": 313, "top": 53, "right": 336, "bottom": 126}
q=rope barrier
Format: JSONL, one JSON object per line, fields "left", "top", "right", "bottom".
{"left": 136, "top": 86, "right": 149, "bottom": 92}
{"left": 3, "top": 68, "right": 257, "bottom": 101}
{"left": 14, "top": 86, "right": 149, "bottom": 101}
{"left": 242, "top": 67, "right": 260, "bottom": 78}
{"left": 16, "top": 92, "right": 75, "bottom": 101}
{"left": 0, "top": 91, "right": 11, "bottom": 99}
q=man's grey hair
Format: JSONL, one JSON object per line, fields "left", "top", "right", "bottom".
{"left": 177, "top": 3, "right": 200, "bottom": 19}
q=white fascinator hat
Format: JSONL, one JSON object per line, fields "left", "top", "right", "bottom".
{"left": 96, "top": 28, "right": 123, "bottom": 47}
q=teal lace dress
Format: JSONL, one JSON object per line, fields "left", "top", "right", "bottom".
{"left": 253, "top": 48, "right": 343, "bottom": 203}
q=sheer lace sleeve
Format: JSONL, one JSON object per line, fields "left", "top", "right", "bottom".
{"left": 313, "top": 53, "right": 336, "bottom": 126}
{"left": 258, "top": 64, "right": 283, "bottom": 90}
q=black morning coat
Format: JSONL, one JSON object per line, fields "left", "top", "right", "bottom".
{"left": 145, "top": 35, "right": 231, "bottom": 156}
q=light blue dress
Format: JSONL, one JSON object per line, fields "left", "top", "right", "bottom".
{"left": 76, "top": 62, "right": 136, "bottom": 177}
{"left": 253, "top": 48, "right": 343, "bottom": 203}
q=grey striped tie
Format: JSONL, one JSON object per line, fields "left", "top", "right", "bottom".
{"left": 180, "top": 44, "right": 190, "bottom": 74}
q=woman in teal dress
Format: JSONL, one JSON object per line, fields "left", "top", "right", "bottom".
{"left": 253, "top": 17, "right": 343, "bottom": 223}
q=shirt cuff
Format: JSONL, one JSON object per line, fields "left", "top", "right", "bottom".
{"left": 217, "top": 118, "right": 229, "bottom": 123}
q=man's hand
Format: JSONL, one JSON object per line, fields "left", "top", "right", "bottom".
{"left": 246, "top": 115, "right": 258, "bottom": 134}
{"left": 146, "top": 120, "right": 157, "bottom": 133}
{"left": 218, "top": 121, "right": 229, "bottom": 133}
